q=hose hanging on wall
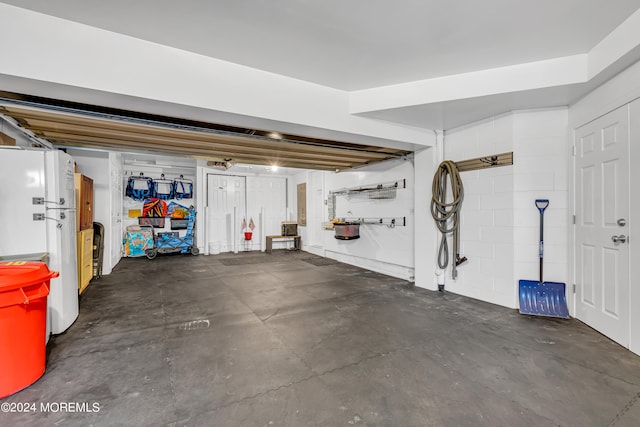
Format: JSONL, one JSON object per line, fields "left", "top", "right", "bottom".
{"left": 430, "top": 160, "right": 467, "bottom": 291}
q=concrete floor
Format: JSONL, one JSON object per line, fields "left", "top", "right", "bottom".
{"left": 2, "top": 251, "right": 640, "bottom": 426}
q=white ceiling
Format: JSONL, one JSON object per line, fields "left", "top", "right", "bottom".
{"left": 2, "top": 1, "right": 640, "bottom": 132}
{"left": 4, "top": 0, "right": 639, "bottom": 90}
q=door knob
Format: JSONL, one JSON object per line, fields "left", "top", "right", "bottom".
{"left": 617, "top": 218, "right": 626, "bottom": 227}
{"left": 611, "top": 235, "right": 627, "bottom": 244}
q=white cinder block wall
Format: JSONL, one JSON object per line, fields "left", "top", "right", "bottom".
{"left": 512, "top": 109, "right": 569, "bottom": 308}
{"left": 442, "top": 109, "right": 569, "bottom": 309}
{"left": 443, "top": 114, "right": 516, "bottom": 307}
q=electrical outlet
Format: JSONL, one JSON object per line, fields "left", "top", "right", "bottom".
{"left": 33, "top": 213, "right": 45, "bottom": 221}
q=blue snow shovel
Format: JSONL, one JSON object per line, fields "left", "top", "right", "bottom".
{"left": 518, "top": 199, "right": 570, "bottom": 318}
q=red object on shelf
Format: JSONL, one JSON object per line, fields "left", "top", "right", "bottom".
{"left": 0, "top": 261, "right": 58, "bottom": 398}
{"left": 244, "top": 232, "right": 253, "bottom": 240}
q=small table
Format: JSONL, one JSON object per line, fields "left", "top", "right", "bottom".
{"left": 266, "top": 235, "right": 301, "bottom": 253}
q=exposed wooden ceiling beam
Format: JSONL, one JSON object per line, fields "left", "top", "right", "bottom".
{"left": 3, "top": 106, "right": 404, "bottom": 158}
{"left": 50, "top": 139, "right": 341, "bottom": 171}
{"left": 0, "top": 105, "right": 411, "bottom": 171}
{"left": 22, "top": 118, "right": 388, "bottom": 163}
{"left": 46, "top": 134, "right": 360, "bottom": 169}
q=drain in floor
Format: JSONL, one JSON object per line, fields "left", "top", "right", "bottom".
{"left": 178, "top": 319, "right": 211, "bottom": 330}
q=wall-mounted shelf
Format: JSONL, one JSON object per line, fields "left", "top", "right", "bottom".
{"left": 325, "top": 217, "right": 406, "bottom": 229}
{"left": 455, "top": 152, "right": 513, "bottom": 172}
{"left": 330, "top": 179, "right": 406, "bottom": 200}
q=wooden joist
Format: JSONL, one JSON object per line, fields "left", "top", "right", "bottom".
{"left": 0, "top": 105, "right": 410, "bottom": 171}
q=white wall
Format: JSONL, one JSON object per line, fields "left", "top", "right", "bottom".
{"left": 69, "top": 150, "right": 200, "bottom": 272}
{"left": 122, "top": 171, "right": 196, "bottom": 230}
{"left": 286, "top": 170, "right": 324, "bottom": 256}
{"left": 414, "top": 145, "right": 440, "bottom": 290}
{"left": 0, "top": 3, "right": 431, "bottom": 152}
{"left": 289, "top": 159, "right": 416, "bottom": 280}
{"left": 443, "top": 114, "right": 516, "bottom": 307}
{"left": 287, "top": 171, "right": 314, "bottom": 254}
{"left": 108, "top": 152, "right": 123, "bottom": 271}
{"left": 121, "top": 159, "right": 196, "bottom": 259}
{"left": 442, "top": 109, "right": 569, "bottom": 309}
{"left": 306, "top": 170, "right": 327, "bottom": 254}
{"left": 512, "top": 109, "right": 570, "bottom": 307}
{"left": 67, "top": 149, "right": 114, "bottom": 274}
{"left": 570, "top": 58, "right": 640, "bottom": 128}
{"left": 246, "top": 175, "right": 287, "bottom": 251}
{"left": 196, "top": 162, "right": 294, "bottom": 254}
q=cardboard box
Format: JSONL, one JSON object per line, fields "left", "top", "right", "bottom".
{"left": 0, "top": 131, "right": 16, "bottom": 146}
{"left": 281, "top": 221, "right": 298, "bottom": 236}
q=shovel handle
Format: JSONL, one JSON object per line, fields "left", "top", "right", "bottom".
{"left": 535, "top": 199, "right": 549, "bottom": 213}
{"left": 535, "top": 199, "right": 549, "bottom": 283}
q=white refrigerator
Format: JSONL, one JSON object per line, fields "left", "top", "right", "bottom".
{"left": 0, "top": 148, "right": 79, "bottom": 336}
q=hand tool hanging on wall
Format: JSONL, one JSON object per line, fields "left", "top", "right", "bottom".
{"left": 430, "top": 160, "right": 466, "bottom": 291}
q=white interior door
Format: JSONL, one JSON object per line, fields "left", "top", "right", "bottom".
{"left": 246, "top": 176, "right": 287, "bottom": 250}
{"left": 207, "top": 174, "right": 246, "bottom": 253}
{"left": 575, "top": 105, "right": 630, "bottom": 347}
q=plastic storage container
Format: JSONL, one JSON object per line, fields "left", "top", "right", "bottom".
{"left": 334, "top": 222, "right": 361, "bottom": 240}
{"left": 0, "top": 261, "right": 57, "bottom": 398}
{"left": 138, "top": 217, "right": 165, "bottom": 228}
{"left": 170, "top": 218, "right": 189, "bottom": 230}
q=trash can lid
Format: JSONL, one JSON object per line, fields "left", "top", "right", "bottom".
{"left": 0, "top": 262, "right": 59, "bottom": 291}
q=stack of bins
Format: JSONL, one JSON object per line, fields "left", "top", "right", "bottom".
{"left": 0, "top": 261, "right": 57, "bottom": 398}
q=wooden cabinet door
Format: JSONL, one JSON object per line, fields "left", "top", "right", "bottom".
{"left": 80, "top": 175, "right": 94, "bottom": 230}
{"left": 75, "top": 173, "right": 94, "bottom": 231}
{"left": 78, "top": 228, "right": 94, "bottom": 294}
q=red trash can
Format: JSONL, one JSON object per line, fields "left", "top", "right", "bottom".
{"left": 0, "top": 261, "right": 57, "bottom": 398}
